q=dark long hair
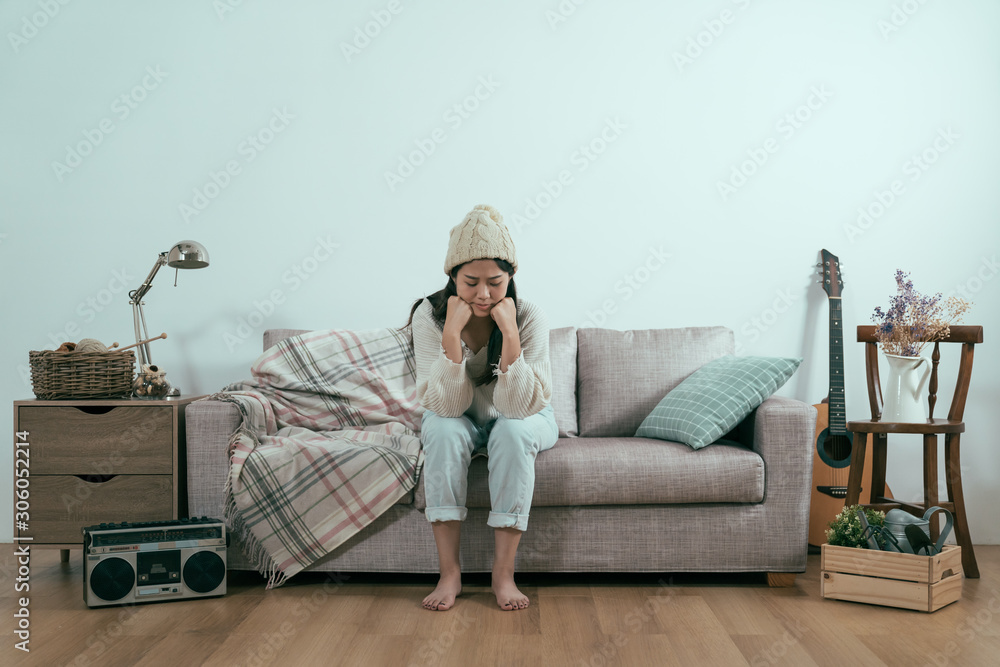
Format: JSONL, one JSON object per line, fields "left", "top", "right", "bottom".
{"left": 402, "top": 258, "right": 517, "bottom": 387}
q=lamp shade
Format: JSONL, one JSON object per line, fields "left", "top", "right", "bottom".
{"left": 167, "top": 240, "right": 209, "bottom": 269}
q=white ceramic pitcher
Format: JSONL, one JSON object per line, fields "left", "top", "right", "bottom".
{"left": 881, "top": 353, "right": 931, "bottom": 422}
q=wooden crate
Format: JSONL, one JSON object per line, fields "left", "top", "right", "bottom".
{"left": 821, "top": 544, "right": 963, "bottom": 612}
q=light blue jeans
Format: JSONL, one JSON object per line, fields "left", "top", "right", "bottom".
{"left": 421, "top": 405, "right": 558, "bottom": 531}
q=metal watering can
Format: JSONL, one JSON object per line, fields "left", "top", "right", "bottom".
{"left": 884, "top": 506, "right": 954, "bottom": 555}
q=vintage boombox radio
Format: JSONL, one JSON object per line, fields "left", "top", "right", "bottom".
{"left": 83, "top": 517, "right": 227, "bottom": 608}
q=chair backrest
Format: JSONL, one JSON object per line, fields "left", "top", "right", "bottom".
{"left": 857, "top": 325, "right": 983, "bottom": 422}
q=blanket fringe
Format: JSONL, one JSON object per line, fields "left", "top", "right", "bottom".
{"left": 217, "top": 392, "right": 289, "bottom": 589}
{"left": 224, "top": 469, "right": 287, "bottom": 589}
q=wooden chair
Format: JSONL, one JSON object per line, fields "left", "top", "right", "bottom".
{"left": 845, "top": 325, "right": 983, "bottom": 578}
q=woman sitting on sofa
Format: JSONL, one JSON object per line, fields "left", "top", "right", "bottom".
{"left": 403, "top": 204, "right": 558, "bottom": 611}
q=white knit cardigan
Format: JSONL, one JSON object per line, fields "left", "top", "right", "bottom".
{"left": 411, "top": 297, "right": 552, "bottom": 424}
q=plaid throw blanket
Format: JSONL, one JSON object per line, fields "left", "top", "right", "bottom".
{"left": 210, "top": 327, "right": 423, "bottom": 588}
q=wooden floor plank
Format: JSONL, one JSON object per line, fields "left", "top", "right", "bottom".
{"left": 656, "top": 596, "right": 752, "bottom": 665}
{"left": 730, "top": 633, "right": 821, "bottom": 667}
{"left": 3, "top": 546, "right": 998, "bottom": 666}
{"left": 700, "top": 586, "right": 788, "bottom": 636}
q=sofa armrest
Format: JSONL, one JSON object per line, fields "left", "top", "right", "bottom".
{"left": 186, "top": 399, "right": 242, "bottom": 520}
{"left": 749, "top": 395, "right": 817, "bottom": 506}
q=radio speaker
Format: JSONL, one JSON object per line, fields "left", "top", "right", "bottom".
{"left": 183, "top": 551, "right": 226, "bottom": 594}
{"left": 89, "top": 557, "right": 135, "bottom": 602}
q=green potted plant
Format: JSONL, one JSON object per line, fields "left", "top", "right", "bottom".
{"left": 826, "top": 504, "right": 886, "bottom": 549}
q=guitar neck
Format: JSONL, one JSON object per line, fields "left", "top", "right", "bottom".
{"left": 828, "top": 297, "right": 847, "bottom": 434}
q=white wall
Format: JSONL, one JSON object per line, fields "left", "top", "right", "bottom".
{"left": 2, "top": 1, "right": 998, "bottom": 544}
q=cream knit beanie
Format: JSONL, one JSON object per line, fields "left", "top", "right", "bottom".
{"left": 443, "top": 204, "right": 518, "bottom": 275}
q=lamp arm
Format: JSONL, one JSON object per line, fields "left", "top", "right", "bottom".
{"left": 129, "top": 251, "right": 169, "bottom": 367}
{"left": 132, "top": 301, "right": 153, "bottom": 367}
{"left": 130, "top": 252, "right": 168, "bottom": 302}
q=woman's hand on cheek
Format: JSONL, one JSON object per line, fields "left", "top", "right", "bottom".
{"left": 444, "top": 296, "right": 473, "bottom": 334}
{"left": 489, "top": 297, "right": 517, "bottom": 333}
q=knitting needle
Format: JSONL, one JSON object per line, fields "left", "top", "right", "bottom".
{"left": 116, "top": 333, "right": 167, "bottom": 353}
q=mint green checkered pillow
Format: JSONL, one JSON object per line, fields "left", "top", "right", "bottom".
{"left": 635, "top": 355, "right": 802, "bottom": 449}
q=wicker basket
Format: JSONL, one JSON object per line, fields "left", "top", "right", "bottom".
{"left": 28, "top": 350, "right": 136, "bottom": 399}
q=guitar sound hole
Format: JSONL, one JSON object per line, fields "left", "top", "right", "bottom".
{"left": 816, "top": 430, "right": 853, "bottom": 468}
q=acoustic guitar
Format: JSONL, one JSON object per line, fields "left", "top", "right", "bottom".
{"left": 806, "top": 249, "right": 890, "bottom": 547}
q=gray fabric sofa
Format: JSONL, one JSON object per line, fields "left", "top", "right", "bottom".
{"left": 186, "top": 325, "right": 816, "bottom": 583}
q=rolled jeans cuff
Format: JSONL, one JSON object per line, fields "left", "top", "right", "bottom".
{"left": 488, "top": 511, "right": 529, "bottom": 531}
{"left": 425, "top": 506, "right": 467, "bottom": 523}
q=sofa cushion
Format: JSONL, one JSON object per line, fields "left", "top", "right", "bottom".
{"left": 576, "top": 326, "right": 734, "bottom": 437}
{"left": 412, "top": 436, "right": 764, "bottom": 509}
{"left": 636, "top": 355, "right": 802, "bottom": 449}
{"left": 264, "top": 329, "right": 310, "bottom": 351}
{"left": 549, "top": 327, "right": 578, "bottom": 437}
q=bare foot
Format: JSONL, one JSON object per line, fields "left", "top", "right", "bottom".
{"left": 422, "top": 570, "right": 462, "bottom": 611}
{"left": 492, "top": 574, "right": 529, "bottom": 610}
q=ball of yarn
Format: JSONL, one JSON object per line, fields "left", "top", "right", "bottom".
{"left": 75, "top": 338, "right": 108, "bottom": 354}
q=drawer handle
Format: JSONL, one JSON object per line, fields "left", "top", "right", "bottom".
{"left": 74, "top": 474, "right": 118, "bottom": 484}
{"left": 75, "top": 406, "right": 116, "bottom": 415}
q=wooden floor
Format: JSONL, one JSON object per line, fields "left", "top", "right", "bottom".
{"left": 3, "top": 546, "right": 999, "bottom": 666}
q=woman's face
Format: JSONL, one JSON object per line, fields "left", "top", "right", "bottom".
{"left": 453, "top": 259, "right": 511, "bottom": 318}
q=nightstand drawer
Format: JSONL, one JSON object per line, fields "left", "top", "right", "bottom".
{"left": 18, "top": 406, "right": 172, "bottom": 474}
{"left": 19, "top": 475, "right": 173, "bottom": 544}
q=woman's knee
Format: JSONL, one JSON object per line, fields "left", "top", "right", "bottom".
{"left": 421, "top": 410, "right": 476, "bottom": 454}
{"left": 489, "top": 415, "right": 549, "bottom": 455}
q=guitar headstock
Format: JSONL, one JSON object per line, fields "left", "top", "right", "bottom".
{"left": 819, "top": 249, "right": 844, "bottom": 297}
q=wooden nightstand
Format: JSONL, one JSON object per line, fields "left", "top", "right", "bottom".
{"left": 13, "top": 396, "right": 204, "bottom": 561}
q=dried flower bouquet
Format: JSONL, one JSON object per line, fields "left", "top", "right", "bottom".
{"left": 871, "top": 270, "right": 971, "bottom": 357}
